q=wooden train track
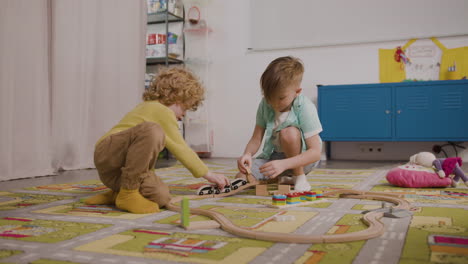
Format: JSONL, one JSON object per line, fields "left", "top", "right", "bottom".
{"left": 166, "top": 175, "right": 411, "bottom": 244}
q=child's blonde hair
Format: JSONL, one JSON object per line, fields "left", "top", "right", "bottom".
{"left": 260, "top": 56, "right": 304, "bottom": 101}
{"left": 143, "top": 67, "right": 204, "bottom": 111}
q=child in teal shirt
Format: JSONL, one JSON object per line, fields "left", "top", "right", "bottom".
{"left": 237, "top": 56, "right": 322, "bottom": 192}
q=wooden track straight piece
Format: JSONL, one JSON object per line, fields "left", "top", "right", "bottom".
{"left": 184, "top": 220, "right": 221, "bottom": 230}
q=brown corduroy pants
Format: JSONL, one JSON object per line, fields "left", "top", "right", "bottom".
{"left": 94, "top": 122, "right": 172, "bottom": 207}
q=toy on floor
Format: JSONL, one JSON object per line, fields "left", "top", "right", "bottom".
{"left": 362, "top": 202, "right": 412, "bottom": 219}
{"left": 166, "top": 188, "right": 411, "bottom": 244}
{"left": 197, "top": 178, "right": 248, "bottom": 195}
{"left": 165, "top": 169, "right": 413, "bottom": 243}
{"left": 179, "top": 196, "right": 221, "bottom": 230}
{"left": 271, "top": 194, "right": 287, "bottom": 206}
{"left": 181, "top": 197, "right": 189, "bottom": 228}
{"left": 269, "top": 190, "right": 325, "bottom": 208}
{"left": 410, "top": 152, "right": 468, "bottom": 187}
{"left": 256, "top": 183, "right": 291, "bottom": 196}
{"left": 433, "top": 157, "right": 467, "bottom": 187}
{"left": 386, "top": 152, "right": 460, "bottom": 188}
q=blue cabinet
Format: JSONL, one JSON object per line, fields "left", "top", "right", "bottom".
{"left": 395, "top": 82, "right": 468, "bottom": 140}
{"left": 318, "top": 84, "right": 392, "bottom": 140}
{"left": 318, "top": 80, "right": 468, "bottom": 142}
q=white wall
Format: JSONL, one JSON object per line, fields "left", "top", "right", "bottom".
{"left": 197, "top": 0, "right": 468, "bottom": 160}
{"left": 249, "top": 0, "right": 468, "bottom": 50}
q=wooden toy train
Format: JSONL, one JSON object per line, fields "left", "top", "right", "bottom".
{"left": 196, "top": 179, "right": 248, "bottom": 195}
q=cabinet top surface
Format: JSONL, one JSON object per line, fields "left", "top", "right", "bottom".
{"left": 318, "top": 79, "right": 468, "bottom": 89}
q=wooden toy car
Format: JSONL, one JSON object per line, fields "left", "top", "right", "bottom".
{"left": 230, "top": 179, "right": 247, "bottom": 190}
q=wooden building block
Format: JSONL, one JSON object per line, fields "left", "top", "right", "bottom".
{"left": 181, "top": 197, "right": 189, "bottom": 228}
{"left": 277, "top": 184, "right": 291, "bottom": 194}
{"left": 256, "top": 184, "right": 269, "bottom": 196}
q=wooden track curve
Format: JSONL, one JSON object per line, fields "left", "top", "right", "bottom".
{"left": 166, "top": 183, "right": 411, "bottom": 244}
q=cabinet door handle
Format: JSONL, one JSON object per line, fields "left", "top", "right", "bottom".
{"left": 397, "top": 110, "right": 402, "bottom": 114}
{"left": 385, "top": 110, "right": 390, "bottom": 114}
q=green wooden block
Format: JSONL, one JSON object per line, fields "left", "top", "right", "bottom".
{"left": 181, "top": 197, "right": 189, "bottom": 227}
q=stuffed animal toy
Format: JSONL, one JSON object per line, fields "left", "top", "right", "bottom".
{"left": 409, "top": 152, "right": 468, "bottom": 187}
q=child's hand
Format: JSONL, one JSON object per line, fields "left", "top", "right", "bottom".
{"left": 203, "top": 171, "right": 230, "bottom": 189}
{"left": 237, "top": 153, "right": 252, "bottom": 174}
{"left": 259, "top": 160, "right": 287, "bottom": 179}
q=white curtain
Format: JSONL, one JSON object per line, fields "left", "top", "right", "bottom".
{"left": 0, "top": 0, "right": 53, "bottom": 180}
{"left": 0, "top": 0, "right": 146, "bottom": 181}
{"left": 51, "top": 0, "right": 146, "bottom": 170}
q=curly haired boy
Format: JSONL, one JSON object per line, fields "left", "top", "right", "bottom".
{"left": 85, "top": 67, "right": 230, "bottom": 213}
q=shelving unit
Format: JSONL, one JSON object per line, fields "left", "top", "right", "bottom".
{"left": 146, "top": 56, "right": 183, "bottom": 65}
{"left": 146, "top": 3, "right": 185, "bottom": 160}
{"left": 178, "top": 2, "right": 214, "bottom": 158}
{"left": 146, "top": 8, "right": 185, "bottom": 66}
{"left": 146, "top": 2, "right": 214, "bottom": 158}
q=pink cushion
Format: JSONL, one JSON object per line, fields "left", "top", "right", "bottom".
{"left": 386, "top": 164, "right": 452, "bottom": 188}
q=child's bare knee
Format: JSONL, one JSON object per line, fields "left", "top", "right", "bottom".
{"left": 279, "top": 127, "right": 301, "bottom": 144}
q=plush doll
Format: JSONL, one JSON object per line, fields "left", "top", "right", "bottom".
{"left": 410, "top": 152, "right": 468, "bottom": 187}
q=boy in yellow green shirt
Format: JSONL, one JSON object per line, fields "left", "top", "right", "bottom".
{"left": 85, "top": 67, "right": 230, "bottom": 214}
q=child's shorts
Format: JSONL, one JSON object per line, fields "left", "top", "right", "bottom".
{"left": 251, "top": 152, "right": 320, "bottom": 180}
